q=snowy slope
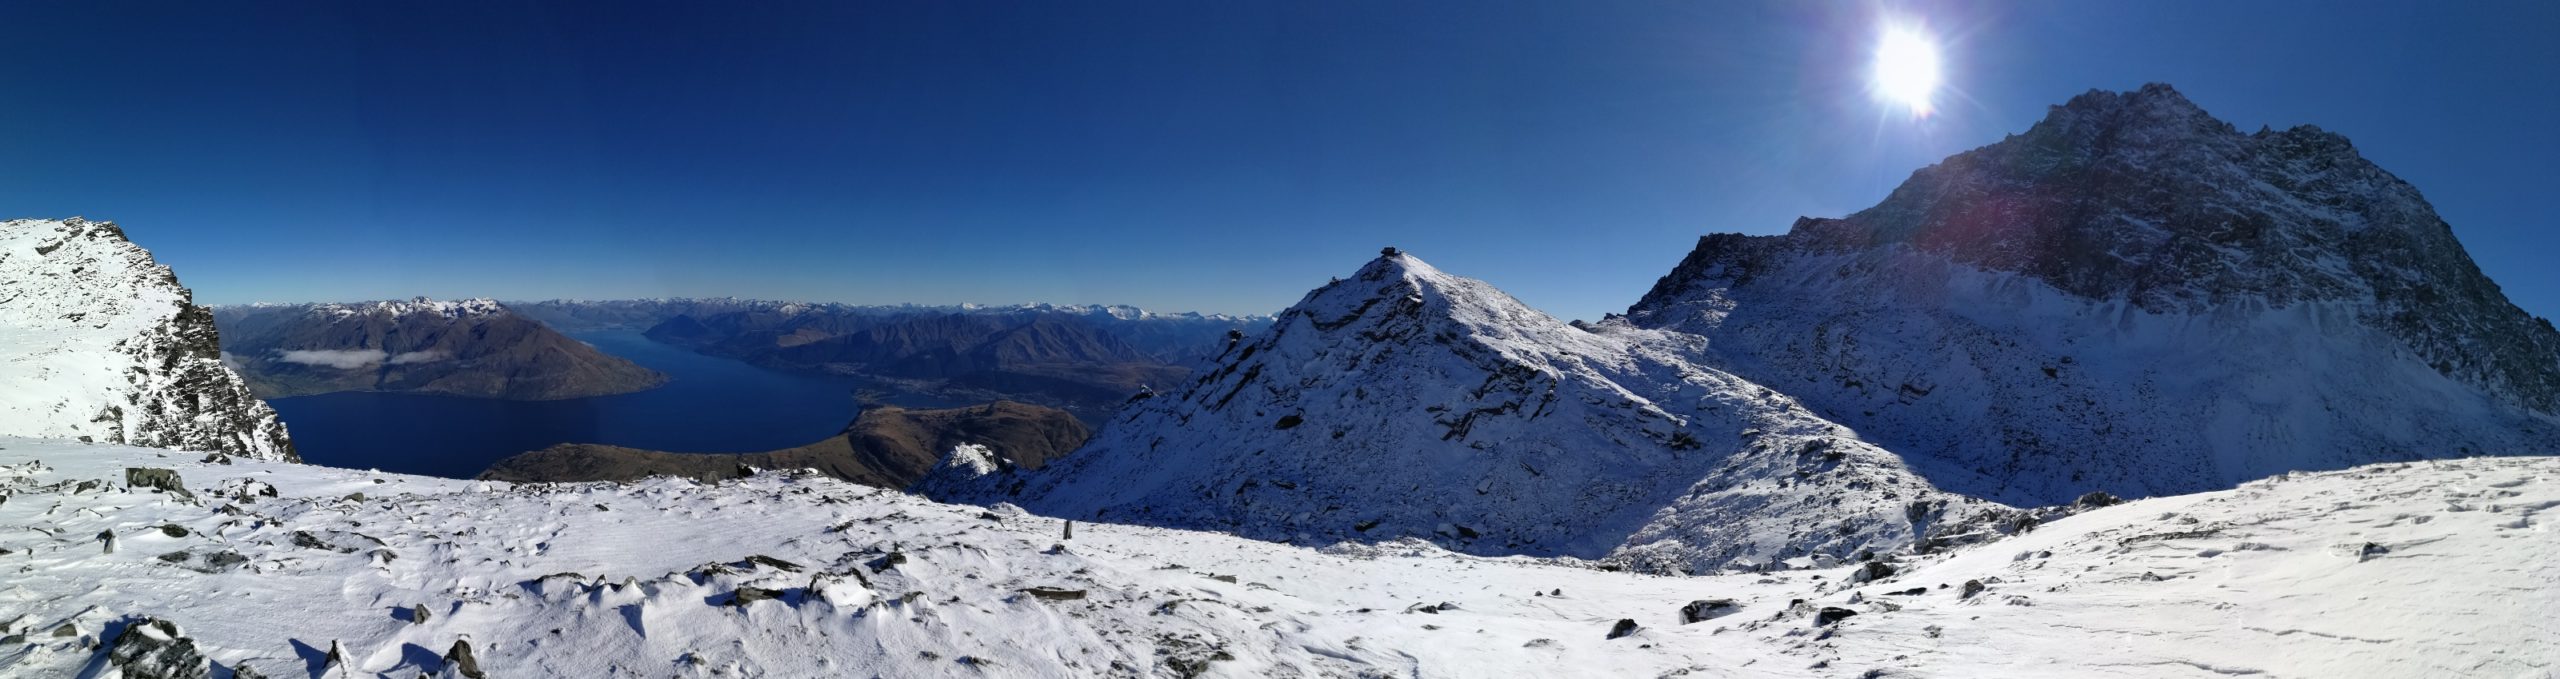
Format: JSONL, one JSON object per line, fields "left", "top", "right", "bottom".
{"left": 3, "top": 437, "right": 2549, "bottom": 678}
{"left": 0, "top": 218, "right": 296, "bottom": 461}
{"left": 1630, "top": 84, "right": 2560, "bottom": 505}
{"left": 932, "top": 252, "right": 2011, "bottom": 574}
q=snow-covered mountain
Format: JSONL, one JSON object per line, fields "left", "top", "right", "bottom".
{"left": 5, "top": 437, "right": 2549, "bottom": 677}
{"left": 1629, "top": 84, "right": 2560, "bottom": 505}
{"left": 213, "top": 298, "right": 667, "bottom": 400}
{"left": 0, "top": 218, "right": 296, "bottom": 461}
{"left": 932, "top": 251, "right": 2013, "bottom": 573}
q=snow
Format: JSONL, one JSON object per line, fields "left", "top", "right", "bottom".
{"left": 0, "top": 218, "right": 295, "bottom": 461}
{"left": 3, "top": 437, "right": 2549, "bottom": 677}
{"left": 938, "top": 253, "right": 2012, "bottom": 574}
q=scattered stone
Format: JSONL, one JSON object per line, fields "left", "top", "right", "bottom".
{"left": 1605, "top": 619, "right": 1642, "bottom": 639}
{"left": 1353, "top": 519, "right": 1380, "bottom": 532}
{"left": 2359, "top": 542, "right": 2390, "bottom": 562}
{"left": 157, "top": 524, "right": 189, "bottom": 538}
{"left": 124, "top": 468, "right": 193, "bottom": 500}
{"left": 1850, "top": 561, "right": 1896, "bottom": 583}
{"left": 198, "top": 453, "right": 231, "bottom": 465}
{"left": 53, "top": 622, "right": 79, "bottom": 637}
{"left": 867, "top": 551, "right": 908, "bottom": 572}
{"left": 1273, "top": 414, "right": 1304, "bottom": 429}
{"left": 1886, "top": 587, "right": 1929, "bottom": 596}
{"left": 1680, "top": 599, "right": 1739, "bottom": 623}
{"left": 1960, "top": 579, "right": 1986, "bottom": 599}
{"left": 2141, "top": 572, "right": 2166, "bottom": 582}
{"left": 2074, "top": 490, "right": 2123, "bottom": 508}
{"left": 443, "top": 639, "right": 486, "bottom": 678}
{"left": 342, "top": 492, "right": 365, "bottom": 503}
{"left": 409, "top": 605, "right": 432, "bottom": 625}
{"left": 743, "top": 555, "right": 804, "bottom": 572}
{"left": 1022, "top": 587, "right": 1087, "bottom": 601}
{"left": 106, "top": 617, "right": 209, "bottom": 679}
{"left": 1209, "top": 574, "right": 1238, "bottom": 584}
{"left": 1815, "top": 607, "right": 1859, "bottom": 626}
{"left": 728, "top": 587, "right": 786, "bottom": 606}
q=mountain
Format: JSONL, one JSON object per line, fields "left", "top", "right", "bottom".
{"left": 213, "top": 299, "right": 668, "bottom": 400}
{"left": 1629, "top": 84, "right": 2560, "bottom": 505}
{"left": 7, "top": 438, "right": 2547, "bottom": 677}
{"left": 0, "top": 218, "right": 296, "bottom": 461}
{"left": 642, "top": 304, "right": 1270, "bottom": 421}
{"left": 929, "top": 251, "right": 2012, "bottom": 573}
{"left": 477, "top": 401, "right": 1089, "bottom": 486}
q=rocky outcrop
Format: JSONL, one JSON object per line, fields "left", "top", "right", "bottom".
{"left": 0, "top": 218, "right": 296, "bottom": 461}
{"left": 1628, "top": 84, "right": 2560, "bottom": 504}
{"left": 476, "top": 401, "right": 1089, "bottom": 487}
{"left": 212, "top": 298, "right": 667, "bottom": 400}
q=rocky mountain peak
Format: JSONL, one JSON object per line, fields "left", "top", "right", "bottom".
{"left": 0, "top": 217, "right": 298, "bottom": 461}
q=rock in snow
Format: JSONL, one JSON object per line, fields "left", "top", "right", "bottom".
{"left": 0, "top": 218, "right": 296, "bottom": 461}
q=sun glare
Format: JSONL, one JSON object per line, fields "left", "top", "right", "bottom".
{"left": 1873, "top": 24, "right": 1942, "bottom": 117}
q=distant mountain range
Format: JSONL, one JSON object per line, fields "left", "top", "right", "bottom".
{"left": 212, "top": 299, "right": 667, "bottom": 400}
{"left": 478, "top": 400, "right": 1087, "bottom": 486}
{"left": 510, "top": 299, "right": 1273, "bottom": 421}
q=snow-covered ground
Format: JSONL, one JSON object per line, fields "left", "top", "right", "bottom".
{"left": 4, "top": 437, "right": 2549, "bottom": 678}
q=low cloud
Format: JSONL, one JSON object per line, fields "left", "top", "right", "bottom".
{"left": 387, "top": 350, "right": 450, "bottom": 365}
{"left": 275, "top": 349, "right": 388, "bottom": 369}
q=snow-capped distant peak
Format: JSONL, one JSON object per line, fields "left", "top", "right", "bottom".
{"left": 310, "top": 297, "right": 508, "bottom": 319}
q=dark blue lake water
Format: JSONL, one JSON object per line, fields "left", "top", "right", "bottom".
{"left": 269, "top": 331, "right": 868, "bottom": 478}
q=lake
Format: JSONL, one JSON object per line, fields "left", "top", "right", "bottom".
{"left": 269, "top": 331, "right": 873, "bottom": 478}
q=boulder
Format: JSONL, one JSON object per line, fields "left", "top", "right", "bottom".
{"left": 1815, "top": 607, "right": 1859, "bottom": 626}
{"left": 124, "top": 468, "right": 194, "bottom": 500}
{"left": 1605, "top": 619, "right": 1641, "bottom": 639}
{"left": 443, "top": 639, "right": 486, "bottom": 678}
{"left": 105, "top": 617, "right": 209, "bottom": 679}
{"left": 1679, "top": 599, "right": 1739, "bottom": 624}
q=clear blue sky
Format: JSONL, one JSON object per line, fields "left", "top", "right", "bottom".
{"left": 4, "top": 1, "right": 2554, "bottom": 321}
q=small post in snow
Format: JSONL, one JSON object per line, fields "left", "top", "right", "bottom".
{"left": 1063, "top": 520, "right": 1074, "bottom": 541}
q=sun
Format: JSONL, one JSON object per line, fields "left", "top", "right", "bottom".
{"left": 1872, "top": 24, "right": 1942, "bottom": 117}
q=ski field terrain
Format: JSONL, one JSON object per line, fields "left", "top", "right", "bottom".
{"left": 0, "top": 438, "right": 2550, "bottom": 677}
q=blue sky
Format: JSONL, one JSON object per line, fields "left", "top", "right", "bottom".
{"left": 3, "top": 1, "right": 2554, "bottom": 321}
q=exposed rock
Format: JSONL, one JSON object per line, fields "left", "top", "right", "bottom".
{"left": 1606, "top": 619, "right": 1642, "bottom": 639}
{"left": 728, "top": 587, "right": 786, "bottom": 606}
{"left": 0, "top": 218, "right": 297, "bottom": 461}
{"left": 1022, "top": 587, "right": 1087, "bottom": 601}
{"left": 1679, "top": 597, "right": 1740, "bottom": 622}
{"left": 105, "top": 617, "right": 209, "bottom": 679}
{"left": 443, "top": 639, "right": 485, "bottom": 678}
{"left": 124, "top": 468, "right": 193, "bottom": 500}
{"left": 1815, "top": 607, "right": 1859, "bottom": 626}
{"left": 1960, "top": 579, "right": 1986, "bottom": 599}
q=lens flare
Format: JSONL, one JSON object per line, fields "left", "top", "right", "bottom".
{"left": 1873, "top": 24, "right": 1942, "bottom": 117}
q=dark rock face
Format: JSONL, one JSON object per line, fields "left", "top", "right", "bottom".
{"left": 106, "top": 617, "right": 210, "bottom": 679}
{"left": 212, "top": 299, "right": 667, "bottom": 400}
{"left": 1628, "top": 84, "right": 2560, "bottom": 504}
{"left": 0, "top": 218, "right": 298, "bottom": 461}
{"left": 1814, "top": 607, "right": 1859, "bottom": 626}
{"left": 443, "top": 639, "right": 486, "bottom": 678}
{"left": 477, "top": 400, "right": 1090, "bottom": 488}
